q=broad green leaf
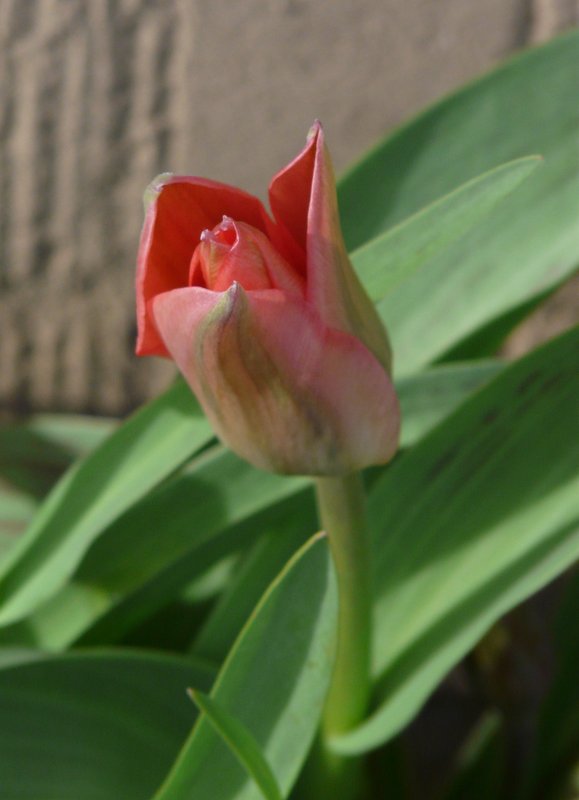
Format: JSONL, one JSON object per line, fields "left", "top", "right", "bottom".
{"left": 189, "top": 690, "right": 282, "bottom": 800}
{"left": 0, "top": 380, "right": 212, "bottom": 627}
{"left": 192, "top": 516, "right": 311, "bottom": 663}
{"left": 0, "top": 415, "right": 117, "bottom": 560}
{"left": 0, "top": 414, "right": 116, "bottom": 500}
{"left": 0, "top": 647, "right": 44, "bottom": 670}
{"left": 0, "top": 424, "right": 75, "bottom": 500}
{"left": 0, "top": 649, "right": 215, "bottom": 800}
{"left": 333, "top": 327, "right": 579, "bottom": 754}
{"left": 396, "top": 360, "right": 503, "bottom": 448}
{"left": 351, "top": 158, "right": 539, "bottom": 303}
{"left": 0, "top": 488, "right": 36, "bottom": 559}
{"left": 75, "top": 490, "right": 315, "bottom": 650}
{"left": 153, "top": 534, "right": 337, "bottom": 800}
{"left": 0, "top": 362, "right": 499, "bottom": 650}
{"left": 17, "top": 351, "right": 494, "bottom": 652}
{"left": 436, "top": 287, "right": 555, "bottom": 362}
{"left": 73, "top": 448, "right": 304, "bottom": 598}
{"left": 25, "top": 413, "right": 117, "bottom": 457}
{"left": 4, "top": 452, "right": 310, "bottom": 650}
{"left": 339, "top": 31, "right": 579, "bottom": 374}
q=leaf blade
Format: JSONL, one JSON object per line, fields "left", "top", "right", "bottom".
{"left": 0, "top": 649, "right": 216, "bottom": 800}
{"left": 332, "top": 327, "right": 579, "bottom": 754}
{"left": 339, "top": 31, "right": 579, "bottom": 373}
{"left": 153, "top": 533, "right": 338, "bottom": 800}
{"left": 0, "top": 380, "right": 212, "bottom": 626}
{"left": 351, "top": 157, "right": 540, "bottom": 303}
{"left": 189, "top": 690, "right": 282, "bottom": 800}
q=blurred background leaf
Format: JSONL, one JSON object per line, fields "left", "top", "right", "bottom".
{"left": 0, "top": 381, "right": 212, "bottom": 626}
{"left": 340, "top": 30, "right": 579, "bottom": 376}
{"left": 0, "top": 650, "right": 215, "bottom": 800}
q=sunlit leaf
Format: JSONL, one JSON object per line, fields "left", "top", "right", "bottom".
{"left": 333, "top": 328, "right": 579, "bottom": 754}
{"left": 0, "top": 381, "right": 212, "bottom": 626}
{"left": 153, "top": 534, "right": 337, "bottom": 800}
{"left": 339, "top": 30, "right": 579, "bottom": 373}
{"left": 352, "top": 158, "right": 539, "bottom": 303}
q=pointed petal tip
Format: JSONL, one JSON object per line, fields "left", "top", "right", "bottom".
{"left": 226, "top": 279, "right": 246, "bottom": 304}
{"left": 307, "top": 119, "right": 323, "bottom": 142}
{"left": 142, "top": 172, "right": 175, "bottom": 211}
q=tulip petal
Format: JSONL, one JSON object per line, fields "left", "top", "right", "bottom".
{"left": 190, "top": 219, "right": 304, "bottom": 298}
{"left": 136, "top": 175, "right": 270, "bottom": 356}
{"left": 246, "top": 291, "right": 400, "bottom": 472}
{"left": 270, "top": 123, "right": 392, "bottom": 372}
{"left": 152, "top": 286, "right": 399, "bottom": 475}
{"left": 269, "top": 127, "right": 317, "bottom": 254}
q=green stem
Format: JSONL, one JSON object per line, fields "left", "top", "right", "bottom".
{"left": 315, "top": 472, "right": 372, "bottom": 737}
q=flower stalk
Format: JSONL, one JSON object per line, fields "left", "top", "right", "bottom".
{"left": 315, "top": 472, "right": 372, "bottom": 735}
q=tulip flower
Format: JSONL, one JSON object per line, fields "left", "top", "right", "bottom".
{"left": 136, "top": 122, "right": 399, "bottom": 475}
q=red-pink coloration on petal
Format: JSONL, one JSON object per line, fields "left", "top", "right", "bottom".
{"left": 269, "top": 121, "right": 392, "bottom": 372}
{"left": 137, "top": 175, "right": 269, "bottom": 356}
{"left": 136, "top": 124, "right": 400, "bottom": 475}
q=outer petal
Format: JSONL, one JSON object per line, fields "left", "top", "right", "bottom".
{"left": 270, "top": 123, "right": 392, "bottom": 372}
{"left": 152, "top": 286, "right": 399, "bottom": 476}
{"left": 269, "top": 129, "right": 316, "bottom": 254}
{"left": 136, "top": 174, "right": 270, "bottom": 356}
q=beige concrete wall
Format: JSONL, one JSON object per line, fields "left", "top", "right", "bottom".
{"left": 0, "top": 0, "right": 577, "bottom": 414}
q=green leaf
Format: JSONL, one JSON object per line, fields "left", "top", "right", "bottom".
{"left": 25, "top": 413, "right": 117, "bottom": 458}
{"left": 396, "top": 360, "right": 503, "bottom": 448}
{"left": 0, "top": 380, "right": 212, "bottom": 627}
{"left": 0, "top": 649, "right": 215, "bottom": 800}
{"left": 0, "top": 488, "right": 36, "bottom": 559}
{"left": 153, "top": 533, "right": 337, "bottom": 800}
{"left": 13, "top": 452, "right": 311, "bottom": 650}
{"left": 351, "top": 158, "right": 539, "bottom": 303}
{"left": 333, "top": 327, "right": 579, "bottom": 755}
{"left": 0, "top": 425, "right": 70, "bottom": 500}
{"left": 0, "top": 361, "right": 499, "bottom": 650}
{"left": 189, "top": 690, "right": 282, "bottom": 800}
{"left": 339, "top": 31, "right": 579, "bottom": 373}
{"left": 192, "top": 516, "right": 312, "bottom": 663}
{"left": 0, "top": 414, "right": 116, "bottom": 500}
{"left": 0, "top": 647, "right": 44, "bottom": 670}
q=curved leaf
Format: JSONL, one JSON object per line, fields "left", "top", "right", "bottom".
{"left": 339, "top": 31, "right": 579, "bottom": 373}
{"left": 153, "top": 533, "right": 337, "bottom": 800}
{"left": 0, "top": 380, "right": 212, "bottom": 627}
{"left": 0, "top": 649, "right": 215, "bottom": 800}
{"left": 189, "top": 690, "right": 282, "bottom": 800}
{"left": 352, "top": 158, "right": 539, "bottom": 303}
{"left": 10, "top": 452, "right": 310, "bottom": 650}
{"left": 333, "top": 327, "right": 579, "bottom": 754}
{"left": 396, "top": 360, "right": 503, "bottom": 448}
{"left": 0, "top": 363, "right": 500, "bottom": 651}
{"left": 192, "top": 516, "right": 312, "bottom": 664}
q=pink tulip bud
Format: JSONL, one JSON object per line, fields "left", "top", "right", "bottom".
{"left": 136, "top": 122, "right": 399, "bottom": 475}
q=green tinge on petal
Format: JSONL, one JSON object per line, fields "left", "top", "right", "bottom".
{"left": 153, "top": 285, "right": 399, "bottom": 476}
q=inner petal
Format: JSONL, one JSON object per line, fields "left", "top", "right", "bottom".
{"left": 189, "top": 217, "right": 275, "bottom": 293}
{"left": 189, "top": 217, "right": 304, "bottom": 296}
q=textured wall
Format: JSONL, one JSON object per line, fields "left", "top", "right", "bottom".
{"left": 0, "top": 0, "right": 577, "bottom": 414}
